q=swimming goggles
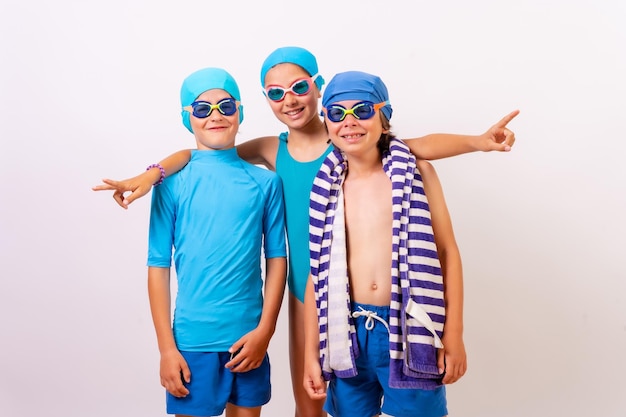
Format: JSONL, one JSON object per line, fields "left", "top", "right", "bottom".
{"left": 183, "top": 98, "right": 239, "bottom": 118}
{"left": 264, "top": 75, "right": 318, "bottom": 102}
{"left": 324, "top": 101, "right": 389, "bottom": 123}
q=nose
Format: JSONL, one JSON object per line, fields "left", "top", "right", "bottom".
{"left": 283, "top": 91, "right": 299, "bottom": 106}
{"left": 209, "top": 109, "right": 224, "bottom": 121}
{"left": 342, "top": 113, "right": 358, "bottom": 126}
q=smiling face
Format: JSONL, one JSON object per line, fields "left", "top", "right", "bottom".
{"left": 324, "top": 99, "right": 386, "bottom": 159}
{"left": 263, "top": 63, "right": 321, "bottom": 130}
{"left": 190, "top": 89, "right": 239, "bottom": 150}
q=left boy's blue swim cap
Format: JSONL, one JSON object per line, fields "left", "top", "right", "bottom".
{"left": 180, "top": 67, "right": 244, "bottom": 133}
{"left": 260, "top": 46, "right": 325, "bottom": 90}
{"left": 322, "top": 71, "right": 393, "bottom": 121}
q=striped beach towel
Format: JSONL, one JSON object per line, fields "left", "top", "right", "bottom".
{"left": 309, "top": 137, "right": 446, "bottom": 389}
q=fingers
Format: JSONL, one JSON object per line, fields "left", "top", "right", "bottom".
{"left": 226, "top": 352, "right": 263, "bottom": 373}
{"left": 226, "top": 340, "right": 244, "bottom": 365}
{"left": 488, "top": 141, "right": 512, "bottom": 152}
{"left": 92, "top": 179, "right": 124, "bottom": 192}
{"left": 124, "top": 185, "right": 152, "bottom": 207}
{"left": 442, "top": 363, "right": 466, "bottom": 384}
{"left": 91, "top": 184, "right": 115, "bottom": 191}
{"left": 227, "top": 358, "right": 260, "bottom": 372}
{"left": 101, "top": 178, "right": 125, "bottom": 188}
{"left": 92, "top": 178, "right": 132, "bottom": 209}
{"left": 123, "top": 190, "right": 139, "bottom": 206}
{"left": 503, "top": 128, "right": 516, "bottom": 148}
{"left": 180, "top": 361, "right": 191, "bottom": 384}
{"left": 303, "top": 375, "right": 327, "bottom": 400}
{"left": 441, "top": 357, "right": 467, "bottom": 385}
{"left": 495, "top": 109, "right": 520, "bottom": 128}
{"left": 112, "top": 190, "right": 128, "bottom": 209}
{"left": 437, "top": 349, "right": 445, "bottom": 376}
{"left": 225, "top": 344, "right": 263, "bottom": 372}
{"left": 162, "top": 371, "right": 190, "bottom": 398}
{"left": 487, "top": 110, "right": 517, "bottom": 151}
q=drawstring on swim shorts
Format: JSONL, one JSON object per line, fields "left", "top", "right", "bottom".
{"left": 351, "top": 306, "right": 390, "bottom": 333}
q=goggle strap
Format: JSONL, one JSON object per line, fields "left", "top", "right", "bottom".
{"left": 373, "top": 100, "right": 390, "bottom": 111}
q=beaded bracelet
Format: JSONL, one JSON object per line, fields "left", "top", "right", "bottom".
{"left": 146, "top": 163, "right": 165, "bottom": 186}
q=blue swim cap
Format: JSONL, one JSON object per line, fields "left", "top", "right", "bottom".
{"left": 260, "top": 46, "right": 325, "bottom": 90}
{"left": 322, "top": 71, "right": 393, "bottom": 121}
{"left": 180, "top": 67, "right": 244, "bottom": 133}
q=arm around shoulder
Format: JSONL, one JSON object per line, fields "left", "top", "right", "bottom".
{"left": 236, "top": 136, "right": 279, "bottom": 170}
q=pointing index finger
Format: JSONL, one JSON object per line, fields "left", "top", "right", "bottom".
{"left": 496, "top": 109, "right": 520, "bottom": 128}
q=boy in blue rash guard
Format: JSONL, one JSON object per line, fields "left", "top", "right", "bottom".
{"left": 147, "top": 67, "right": 287, "bottom": 417}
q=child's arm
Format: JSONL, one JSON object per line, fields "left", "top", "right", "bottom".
{"left": 404, "top": 110, "right": 519, "bottom": 160}
{"left": 225, "top": 256, "right": 287, "bottom": 372}
{"left": 92, "top": 136, "right": 281, "bottom": 209}
{"left": 235, "top": 136, "right": 280, "bottom": 171}
{"left": 92, "top": 149, "right": 192, "bottom": 209}
{"left": 303, "top": 278, "right": 327, "bottom": 400}
{"left": 147, "top": 266, "right": 191, "bottom": 397}
{"left": 416, "top": 160, "right": 467, "bottom": 385}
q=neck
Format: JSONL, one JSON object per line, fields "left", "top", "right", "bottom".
{"left": 344, "top": 149, "right": 383, "bottom": 177}
{"left": 288, "top": 116, "right": 327, "bottom": 143}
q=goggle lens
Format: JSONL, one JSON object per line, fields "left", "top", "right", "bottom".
{"left": 267, "top": 88, "right": 287, "bottom": 101}
{"left": 190, "top": 98, "right": 238, "bottom": 118}
{"left": 292, "top": 79, "right": 311, "bottom": 95}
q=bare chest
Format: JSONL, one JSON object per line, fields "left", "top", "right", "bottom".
{"left": 343, "top": 173, "right": 393, "bottom": 304}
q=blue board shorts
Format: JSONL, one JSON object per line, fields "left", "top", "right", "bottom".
{"left": 166, "top": 351, "right": 271, "bottom": 416}
{"left": 325, "top": 303, "right": 448, "bottom": 417}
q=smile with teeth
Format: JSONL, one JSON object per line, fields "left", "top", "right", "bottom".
{"left": 342, "top": 133, "right": 364, "bottom": 140}
{"left": 285, "top": 108, "right": 303, "bottom": 116}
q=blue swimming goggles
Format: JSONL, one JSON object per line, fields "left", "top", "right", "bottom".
{"left": 324, "top": 101, "right": 389, "bottom": 123}
{"left": 183, "top": 98, "right": 239, "bottom": 118}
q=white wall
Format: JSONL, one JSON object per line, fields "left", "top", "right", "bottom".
{"left": 1, "top": 1, "right": 624, "bottom": 416}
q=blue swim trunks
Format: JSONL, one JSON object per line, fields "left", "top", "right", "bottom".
{"left": 325, "top": 303, "right": 448, "bottom": 417}
{"left": 166, "top": 351, "right": 271, "bottom": 416}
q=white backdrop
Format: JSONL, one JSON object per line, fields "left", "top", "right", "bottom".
{"left": 1, "top": 1, "right": 625, "bottom": 416}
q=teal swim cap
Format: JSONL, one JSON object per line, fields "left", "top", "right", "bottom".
{"left": 260, "top": 46, "right": 325, "bottom": 90}
{"left": 180, "top": 67, "right": 244, "bottom": 133}
{"left": 322, "top": 71, "right": 393, "bottom": 121}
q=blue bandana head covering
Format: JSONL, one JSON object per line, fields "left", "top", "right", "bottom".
{"left": 322, "top": 71, "right": 392, "bottom": 121}
{"left": 260, "top": 46, "right": 325, "bottom": 90}
{"left": 180, "top": 67, "right": 244, "bottom": 133}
